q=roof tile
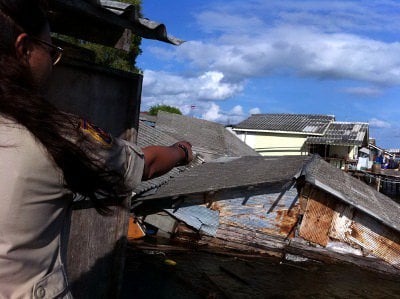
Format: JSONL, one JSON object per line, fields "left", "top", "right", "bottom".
{"left": 234, "top": 114, "right": 334, "bottom": 135}
{"left": 306, "top": 122, "right": 368, "bottom": 146}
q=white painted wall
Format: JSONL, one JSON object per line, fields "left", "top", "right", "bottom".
{"left": 234, "top": 131, "right": 308, "bottom": 156}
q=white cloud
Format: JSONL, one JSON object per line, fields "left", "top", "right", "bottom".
{"left": 369, "top": 118, "right": 391, "bottom": 129}
{"left": 143, "top": 70, "right": 244, "bottom": 102}
{"left": 201, "top": 103, "right": 246, "bottom": 124}
{"left": 196, "top": 1, "right": 400, "bottom": 35}
{"left": 140, "top": 0, "right": 400, "bottom": 120}
{"left": 172, "top": 28, "right": 400, "bottom": 85}
{"left": 139, "top": 1, "right": 400, "bottom": 148}
{"left": 342, "top": 87, "right": 382, "bottom": 97}
{"left": 249, "top": 107, "right": 261, "bottom": 114}
{"left": 196, "top": 11, "right": 265, "bottom": 34}
{"left": 231, "top": 105, "right": 244, "bottom": 115}
{"left": 201, "top": 103, "right": 221, "bottom": 122}
{"left": 143, "top": 1, "right": 400, "bottom": 88}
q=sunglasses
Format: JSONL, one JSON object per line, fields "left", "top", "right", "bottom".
{"left": 30, "top": 37, "right": 64, "bottom": 66}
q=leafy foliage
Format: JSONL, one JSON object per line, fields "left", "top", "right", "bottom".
{"left": 55, "top": 0, "right": 142, "bottom": 73}
{"left": 148, "top": 105, "right": 183, "bottom": 116}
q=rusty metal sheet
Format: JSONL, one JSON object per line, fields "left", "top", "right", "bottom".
{"left": 348, "top": 212, "right": 400, "bottom": 268}
{"left": 329, "top": 203, "right": 354, "bottom": 242}
{"left": 299, "top": 188, "right": 337, "bottom": 246}
{"left": 165, "top": 205, "right": 219, "bottom": 237}
{"left": 213, "top": 186, "right": 300, "bottom": 240}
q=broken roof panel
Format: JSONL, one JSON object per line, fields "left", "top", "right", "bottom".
{"left": 139, "top": 156, "right": 310, "bottom": 201}
{"left": 165, "top": 206, "right": 219, "bottom": 237}
{"left": 299, "top": 155, "right": 400, "bottom": 233}
{"left": 48, "top": 0, "right": 183, "bottom": 47}
{"left": 137, "top": 153, "right": 400, "bottom": 236}
{"left": 306, "top": 122, "right": 369, "bottom": 146}
{"left": 155, "top": 111, "right": 259, "bottom": 161}
{"left": 234, "top": 114, "right": 335, "bottom": 135}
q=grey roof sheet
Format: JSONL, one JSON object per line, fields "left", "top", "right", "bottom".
{"left": 139, "top": 113, "right": 157, "bottom": 124}
{"left": 136, "top": 121, "right": 178, "bottom": 148}
{"left": 155, "top": 111, "right": 259, "bottom": 161}
{"left": 300, "top": 155, "right": 400, "bottom": 233}
{"left": 306, "top": 122, "right": 368, "bottom": 146}
{"left": 139, "top": 156, "right": 310, "bottom": 201}
{"left": 134, "top": 121, "right": 203, "bottom": 196}
{"left": 234, "top": 114, "right": 335, "bottom": 135}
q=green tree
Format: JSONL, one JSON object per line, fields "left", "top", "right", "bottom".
{"left": 148, "top": 105, "right": 182, "bottom": 116}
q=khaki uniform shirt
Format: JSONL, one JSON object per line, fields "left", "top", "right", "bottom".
{"left": 0, "top": 116, "right": 144, "bottom": 298}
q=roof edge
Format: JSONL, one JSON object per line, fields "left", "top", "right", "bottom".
{"left": 232, "top": 128, "right": 325, "bottom": 136}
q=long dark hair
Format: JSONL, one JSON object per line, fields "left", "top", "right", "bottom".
{"left": 0, "top": 0, "right": 123, "bottom": 214}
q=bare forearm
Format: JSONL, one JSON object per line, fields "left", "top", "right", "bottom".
{"left": 141, "top": 142, "right": 192, "bottom": 180}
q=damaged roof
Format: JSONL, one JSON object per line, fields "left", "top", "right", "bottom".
{"left": 233, "top": 114, "right": 335, "bottom": 135}
{"left": 155, "top": 111, "right": 259, "bottom": 161}
{"left": 139, "top": 156, "right": 310, "bottom": 201}
{"left": 298, "top": 155, "right": 400, "bottom": 233}
{"left": 306, "top": 122, "right": 369, "bottom": 146}
{"left": 48, "top": 0, "right": 183, "bottom": 48}
{"left": 137, "top": 152, "right": 400, "bottom": 235}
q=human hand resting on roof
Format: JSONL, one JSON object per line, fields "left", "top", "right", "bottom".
{"left": 141, "top": 141, "right": 193, "bottom": 180}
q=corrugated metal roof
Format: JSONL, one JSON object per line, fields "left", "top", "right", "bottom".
{"left": 299, "top": 155, "right": 400, "bottom": 234}
{"left": 165, "top": 206, "right": 219, "bottom": 237}
{"left": 306, "top": 122, "right": 369, "bottom": 146}
{"left": 214, "top": 186, "right": 300, "bottom": 239}
{"left": 48, "top": 0, "right": 183, "bottom": 47}
{"left": 155, "top": 111, "right": 259, "bottom": 162}
{"left": 388, "top": 149, "right": 400, "bottom": 154}
{"left": 233, "top": 114, "right": 335, "bottom": 135}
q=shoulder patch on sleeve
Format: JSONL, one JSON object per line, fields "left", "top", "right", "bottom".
{"left": 79, "top": 119, "right": 113, "bottom": 148}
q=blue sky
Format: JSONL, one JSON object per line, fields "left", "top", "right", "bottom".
{"left": 138, "top": 0, "right": 400, "bottom": 149}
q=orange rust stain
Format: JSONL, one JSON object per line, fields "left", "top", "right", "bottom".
{"left": 210, "top": 202, "right": 221, "bottom": 211}
{"left": 274, "top": 207, "right": 300, "bottom": 238}
{"left": 299, "top": 193, "right": 336, "bottom": 247}
{"left": 350, "top": 225, "right": 360, "bottom": 240}
{"left": 350, "top": 220, "right": 400, "bottom": 266}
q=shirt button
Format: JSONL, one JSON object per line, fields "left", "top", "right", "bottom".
{"left": 35, "top": 286, "right": 46, "bottom": 298}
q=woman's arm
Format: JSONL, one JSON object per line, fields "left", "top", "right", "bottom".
{"left": 141, "top": 141, "right": 193, "bottom": 180}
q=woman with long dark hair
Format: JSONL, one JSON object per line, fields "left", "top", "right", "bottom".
{"left": 0, "top": 0, "right": 192, "bottom": 297}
